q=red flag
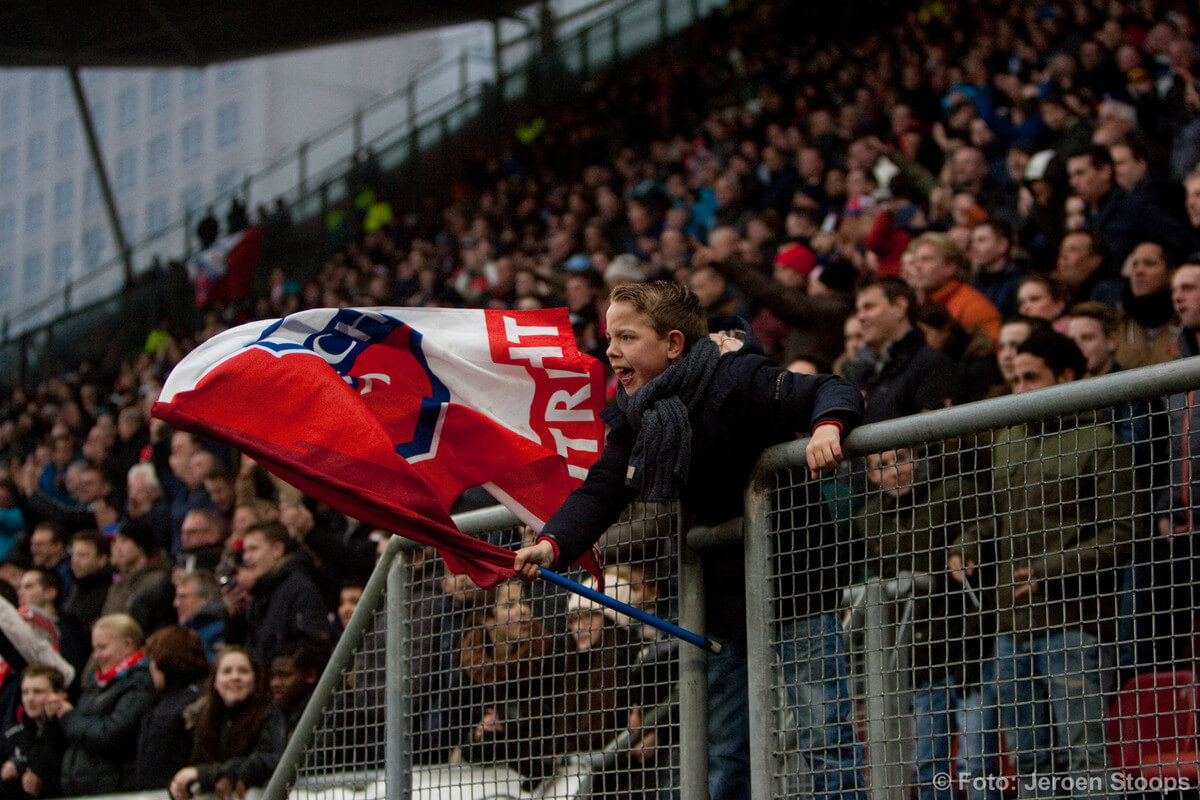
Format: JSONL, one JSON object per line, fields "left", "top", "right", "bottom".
{"left": 153, "top": 307, "right": 605, "bottom": 588}
{"left": 186, "top": 225, "right": 263, "bottom": 307}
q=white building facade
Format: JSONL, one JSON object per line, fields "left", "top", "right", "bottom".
{"left": 0, "top": 24, "right": 490, "bottom": 316}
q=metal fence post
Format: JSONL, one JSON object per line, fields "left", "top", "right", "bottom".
{"left": 679, "top": 521, "right": 708, "bottom": 800}
{"left": 387, "top": 547, "right": 413, "bottom": 800}
{"left": 262, "top": 535, "right": 406, "bottom": 800}
{"left": 862, "top": 580, "right": 908, "bottom": 800}
{"left": 744, "top": 481, "right": 776, "bottom": 800}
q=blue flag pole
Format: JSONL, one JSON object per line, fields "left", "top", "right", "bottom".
{"left": 537, "top": 566, "right": 722, "bottom": 654}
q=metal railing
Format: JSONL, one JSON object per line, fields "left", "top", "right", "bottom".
{"left": 268, "top": 355, "right": 1200, "bottom": 800}
{"left": 0, "top": 0, "right": 727, "bottom": 343}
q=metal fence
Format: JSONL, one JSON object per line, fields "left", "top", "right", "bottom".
{"left": 269, "top": 356, "right": 1200, "bottom": 800}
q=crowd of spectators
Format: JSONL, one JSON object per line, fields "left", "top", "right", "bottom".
{"left": 0, "top": 0, "right": 1198, "bottom": 796}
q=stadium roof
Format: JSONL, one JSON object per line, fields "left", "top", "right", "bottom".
{"left": 0, "top": 1, "right": 530, "bottom": 67}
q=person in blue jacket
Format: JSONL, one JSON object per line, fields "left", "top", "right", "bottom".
{"left": 516, "top": 281, "right": 864, "bottom": 800}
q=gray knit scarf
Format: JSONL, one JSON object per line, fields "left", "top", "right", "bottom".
{"left": 615, "top": 336, "right": 721, "bottom": 501}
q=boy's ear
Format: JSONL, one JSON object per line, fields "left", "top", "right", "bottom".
{"left": 666, "top": 330, "right": 687, "bottom": 360}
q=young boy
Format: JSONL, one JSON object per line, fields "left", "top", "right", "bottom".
{"left": 0, "top": 664, "right": 67, "bottom": 799}
{"left": 515, "top": 281, "right": 864, "bottom": 800}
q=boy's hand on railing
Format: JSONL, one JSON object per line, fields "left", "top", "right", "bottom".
{"left": 513, "top": 541, "right": 555, "bottom": 582}
{"left": 807, "top": 422, "right": 844, "bottom": 479}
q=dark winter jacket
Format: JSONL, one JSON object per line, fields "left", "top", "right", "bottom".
{"left": 62, "top": 567, "right": 115, "bottom": 632}
{"left": 190, "top": 697, "right": 276, "bottom": 792}
{"left": 231, "top": 700, "right": 301, "bottom": 790}
{"left": 134, "top": 679, "right": 202, "bottom": 790}
{"left": 59, "top": 660, "right": 156, "bottom": 795}
{"left": 236, "top": 555, "right": 329, "bottom": 662}
{"left": 855, "top": 328, "right": 961, "bottom": 424}
{"left": 542, "top": 318, "right": 863, "bottom": 639}
{"left": 0, "top": 715, "right": 67, "bottom": 798}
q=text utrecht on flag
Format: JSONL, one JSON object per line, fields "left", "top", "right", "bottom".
{"left": 153, "top": 306, "right": 606, "bottom": 587}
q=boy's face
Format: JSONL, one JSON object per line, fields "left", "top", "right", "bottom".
{"left": 21, "top": 675, "right": 54, "bottom": 717}
{"left": 1012, "top": 352, "right": 1072, "bottom": 394}
{"left": 865, "top": 449, "right": 917, "bottom": 498}
{"left": 269, "top": 656, "right": 316, "bottom": 709}
{"left": 605, "top": 301, "right": 684, "bottom": 394}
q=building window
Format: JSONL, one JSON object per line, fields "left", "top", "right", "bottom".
{"left": 218, "top": 63, "right": 241, "bottom": 82}
{"left": 145, "top": 198, "right": 168, "bottom": 234}
{"left": 182, "top": 119, "right": 202, "bottom": 162}
{"left": 23, "top": 252, "right": 43, "bottom": 296}
{"left": 147, "top": 135, "right": 169, "bottom": 176}
{"left": 183, "top": 69, "right": 204, "bottom": 98}
{"left": 29, "top": 75, "right": 48, "bottom": 115}
{"left": 150, "top": 73, "right": 170, "bottom": 114}
{"left": 53, "top": 240, "right": 72, "bottom": 282}
{"left": 82, "top": 227, "right": 104, "bottom": 268}
{"left": 84, "top": 170, "right": 101, "bottom": 208}
{"left": 0, "top": 148, "right": 15, "bottom": 186}
{"left": 55, "top": 119, "right": 76, "bottom": 160}
{"left": 117, "top": 88, "right": 138, "bottom": 129}
{"left": 1, "top": 90, "right": 19, "bottom": 129}
{"left": 0, "top": 207, "right": 14, "bottom": 247}
{"left": 180, "top": 184, "right": 202, "bottom": 215}
{"left": 26, "top": 134, "right": 46, "bottom": 175}
{"left": 54, "top": 180, "right": 74, "bottom": 220}
{"left": 116, "top": 149, "right": 136, "bottom": 192}
{"left": 216, "top": 103, "right": 239, "bottom": 148}
{"left": 25, "top": 193, "right": 43, "bottom": 234}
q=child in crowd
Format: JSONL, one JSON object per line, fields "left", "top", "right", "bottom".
{"left": 515, "top": 281, "right": 863, "bottom": 800}
{"left": 0, "top": 664, "right": 66, "bottom": 800}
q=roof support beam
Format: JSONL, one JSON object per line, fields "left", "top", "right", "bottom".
{"left": 136, "top": 0, "right": 201, "bottom": 63}
{"left": 67, "top": 65, "right": 134, "bottom": 289}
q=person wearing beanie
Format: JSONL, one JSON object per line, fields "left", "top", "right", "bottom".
{"left": 709, "top": 241, "right": 854, "bottom": 367}
{"left": 101, "top": 520, "right": 173, "bottom": 636}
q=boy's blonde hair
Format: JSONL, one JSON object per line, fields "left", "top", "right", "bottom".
{"left": 609, "top": 281, "right": 707, "bottom": 346}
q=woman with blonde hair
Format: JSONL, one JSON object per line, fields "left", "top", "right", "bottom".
{"left": 50, "top": 613, "right": 155, "bottom": 795}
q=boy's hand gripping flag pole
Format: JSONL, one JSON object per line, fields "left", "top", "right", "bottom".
{"left": 536, "top": 566, "right": 723, "bottom": 654}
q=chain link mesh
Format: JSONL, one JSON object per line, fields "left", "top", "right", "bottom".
{"left": 765, "top": 393, "right": 1196, "bottom": 800}
{"left": 288, "top": 506, "right": 680, "bottom": 800}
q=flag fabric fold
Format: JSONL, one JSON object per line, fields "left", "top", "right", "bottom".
{"left": 186, "top": 225, "right": 263, "bottom": 307}
{"left": 153, "top": 306, "right": 606, "bottom": 588}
